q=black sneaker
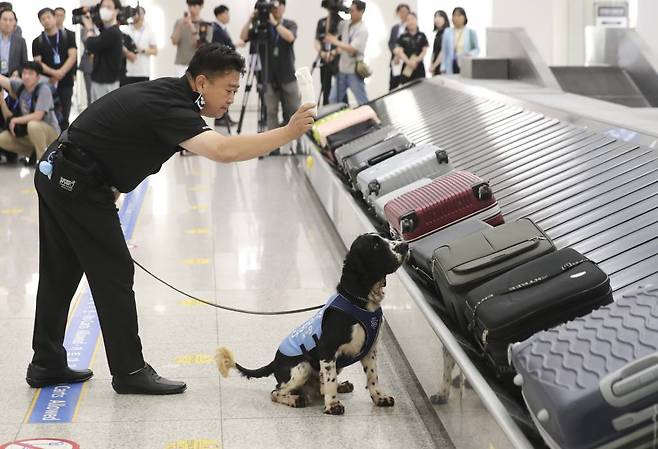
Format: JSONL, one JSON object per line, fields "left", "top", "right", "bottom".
{"left": 26, "top": 363, "right": 93, "bottom": 388}
{"left": 112, "top": 364, "right": 186, "bottom": 395}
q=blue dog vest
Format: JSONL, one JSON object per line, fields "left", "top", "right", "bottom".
{"left": 278, "top": 293, "right": 383, "bottom": 368}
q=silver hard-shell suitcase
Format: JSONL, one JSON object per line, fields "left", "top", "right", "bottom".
{"left": 510, "top": 284, "right": 658, "bottom": 449}
{"left": 372, "top": 178, "right": 433, "bottom": 222}
{"left": 355, "top": 144, "right": 452, "bottom": 205}
{"left": 334, "top": 125, "right": 397, "bottom": 170}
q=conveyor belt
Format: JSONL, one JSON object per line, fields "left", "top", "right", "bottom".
{"left": 372, "top": 80, "right": 658, "bottom": 294}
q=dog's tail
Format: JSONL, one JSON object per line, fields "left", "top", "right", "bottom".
{"left": 215, "top": 346, "right": 276, "bottom": 379}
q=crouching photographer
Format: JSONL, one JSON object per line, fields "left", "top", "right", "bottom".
{"left": 0, "top": 62, "right": 60, "bottom": 162}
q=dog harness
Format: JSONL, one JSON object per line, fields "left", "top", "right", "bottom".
{"left": 277, "top": 293, "right": 383, "bottom": 368}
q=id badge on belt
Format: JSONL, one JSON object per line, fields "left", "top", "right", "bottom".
{"left": 273, "top": 46, "right": 279, "bottom": 58}
{"left": 0, "top": 59, "right": 7, "bottom": 74}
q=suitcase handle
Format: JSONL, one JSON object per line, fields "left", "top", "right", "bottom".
{"left": 435, "top": 149, "right": 449, "bottom": 164}
{"left": 601, "top": 353, "right": 658, "bottom": 408}
{"left": 453, "top": 239, "right": 540, "bottom": 273}
{"left": 368, "top": 149, "right": 398, "bottom": 166}
{"left": 368, "top": 180, "right": 381, "bottom": 196}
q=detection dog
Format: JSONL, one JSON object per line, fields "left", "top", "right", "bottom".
{"left": 216, "top": 233, "right": 409, "bottom": 415}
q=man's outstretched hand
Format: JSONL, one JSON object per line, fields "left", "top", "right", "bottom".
{"left": 286, "top": 102, "right": 316, "bottom": 140}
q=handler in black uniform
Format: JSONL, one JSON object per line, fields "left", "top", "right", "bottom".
{"left": 26, "top": 43, "right": 315, "bottom": 395}
{"left": 394, "top": 12, "right": 429, "bottom": 85}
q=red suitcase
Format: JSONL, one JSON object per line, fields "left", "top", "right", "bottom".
{"left": 384, "top": 170, "right": 504, "bottom": 241}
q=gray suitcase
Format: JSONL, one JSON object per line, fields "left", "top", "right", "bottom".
{"left": 372, "top": 178, "right": 433, "bottom": 222}
{"left": 334, "top": 125, "right": 397, "bottom": 169}
{"left": 432, "top": 218, "right": 556, "bottom": 332}
{"left": 355, "top": 144, "right": 452, "bottom": 205}
{"left": 511, "top": 285, "right": 658, "bottom": 449}
{"left": 408, "top": 218, "right": 493, "bottom": 286}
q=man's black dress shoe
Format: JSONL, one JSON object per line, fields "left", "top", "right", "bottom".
{"left": 112, "top": 364, "right": 186, "bottom": 395}
{"left": 26, "top": 363, "right": 94, "bottom": 388}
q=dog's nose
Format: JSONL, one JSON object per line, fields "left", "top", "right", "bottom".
{"left": 395, "top": 242, "right": 409, "bottom": 254}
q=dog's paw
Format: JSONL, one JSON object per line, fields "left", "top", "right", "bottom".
{"left": 292, "top": 395, "right": 308, "bottom": 408}
{"left": 430, "top": 392, "right": 449, "bottom": 405}
{"left": 337, "top": 381, "right": 354, "bottom": 394}
{"left": 373, "top": 395, "right": 395, "bottom": 407}
{"left": 323, "top": 401, "right": 345, "bottom": 415}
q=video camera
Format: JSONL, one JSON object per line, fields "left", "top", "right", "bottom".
{"left": 251, "top": 0, "right": 277, "bottom": 34}
{"left": 72, "top": 2, "right": 139, "bottom": 28}
{"left": 321, "top": 0, "right": 349, "bottom": 14}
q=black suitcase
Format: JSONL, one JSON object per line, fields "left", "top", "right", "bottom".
{"left": 432, "top": 218, "right": 556, "bottom": 333}
{"left": 325, "top": 120, "right": 379, "bottom": 152}
{"left": 465, "top": 247, "right": 613, "bottom": 374}
{"left": 409, "top": 218, "right": 493, "bottom": 287}
{"left": 342, "top": 134, "right": 414, "bottom": 186}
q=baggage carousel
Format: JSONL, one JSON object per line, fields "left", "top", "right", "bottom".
{"left": 299, "top": 76, "right": 658, "bottom": 449}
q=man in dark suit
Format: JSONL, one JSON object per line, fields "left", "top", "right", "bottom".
{"left": 212, "top": 5, "right": 234, "bottom": 49}
{"left": 0, "top": 8, "right": 27, "bottom": 78}
{"left": 388, "top": 3, "right": 409, "bottom": 91}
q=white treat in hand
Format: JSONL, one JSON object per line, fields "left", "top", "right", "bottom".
{"left": 295, "top": 66, "right": 317, "bottom": 116}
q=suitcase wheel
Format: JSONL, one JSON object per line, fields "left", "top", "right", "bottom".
{"left": 435, "top": 149, "right": 449, "bottom": 164}
{"left": 368, "top": 180, "right": 381, "bottom": 196}
{"left": 473, "top": 183, "right": 493, "bottom": 201}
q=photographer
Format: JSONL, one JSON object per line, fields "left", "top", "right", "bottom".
{"left": 314, "top": 2, "right": 343, "bottom": 106}
{"left": 239, "top": 0, "right": 299, "bottom": 156}
{"left": 122, "top": 6, "right": 157, "bottom": 85}
{"left": 80, "top": 0, "right": 124, "bottom": 102}
{"left": 32, "top": 8, "right": 77, "bottom": 130}
{"left": 171, "top": 0, "right": 211, "bottom": 77}
{"left": 0, "top": 62, "right": 60, "bottom": 161}
{"left": 27, "top": 44, "right": 315, "bottom": 395}
{"left": 325, "top": 0, "right": 369, "bottom": 106}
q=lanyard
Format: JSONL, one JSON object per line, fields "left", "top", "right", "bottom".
{"left": 43, "top": 31, "right": 61, "bottom": 65}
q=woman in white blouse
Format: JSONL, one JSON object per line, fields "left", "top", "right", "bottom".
{"left": 441, "top": 7, "right": 479, "bottom": 75}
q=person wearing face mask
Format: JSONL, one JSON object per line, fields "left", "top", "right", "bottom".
{"left": 80, "top": 0, "right": 124, "bottom": 102}
{"left": 27, "top": 43, "right": 315, "bottom": 395}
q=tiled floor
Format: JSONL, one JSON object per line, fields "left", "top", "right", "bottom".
{"left": 0, "top": 113, "right": 450, "bottom": 448}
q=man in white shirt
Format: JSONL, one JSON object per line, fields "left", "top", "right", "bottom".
{"left": 325, "top": 0, "right": 369, "bottom": 105}
{"left": 123, "top": 6, "right": 157, "bottom": 85}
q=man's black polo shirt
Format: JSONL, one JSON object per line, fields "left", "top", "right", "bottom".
{"left": 68, "top": 76, "right": 212, "bottom": 192}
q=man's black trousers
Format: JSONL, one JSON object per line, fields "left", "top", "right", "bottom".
{"left": 32, "top": 141, "right": 145, "bottom": 377}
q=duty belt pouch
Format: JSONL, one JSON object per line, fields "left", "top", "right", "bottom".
{"left": 50, "top": 144, "right": 108, "bottom": 200}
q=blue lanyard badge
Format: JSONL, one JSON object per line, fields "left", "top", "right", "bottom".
{"left": 44, "top": 32, "right": 61, "bottom": 65}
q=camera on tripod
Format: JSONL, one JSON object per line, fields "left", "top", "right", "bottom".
{"left": 72, "top": 2, "right": 139, "bottom": 28}
{"left": 252, "top": 0, "right": 277, "bottom": 33}
{"left": 321, "top": 0, "right": 349, "bottom": 14}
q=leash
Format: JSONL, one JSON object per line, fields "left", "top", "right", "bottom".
{"left": 132, "top": 258, "right": 324, "bottom": 315}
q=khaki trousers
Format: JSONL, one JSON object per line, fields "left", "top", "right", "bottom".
{"left": 0, "top": 121, "right": 59, "bottom": 159}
